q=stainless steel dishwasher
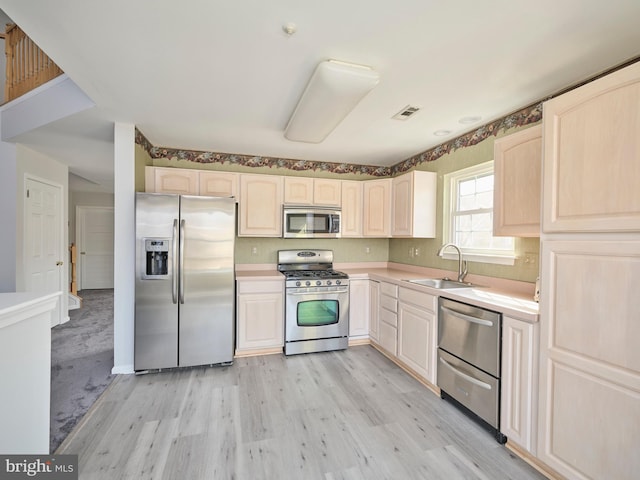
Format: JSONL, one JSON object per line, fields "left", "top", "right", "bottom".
{"left": 437, "top": 297, "right": 506, "bottom": 443}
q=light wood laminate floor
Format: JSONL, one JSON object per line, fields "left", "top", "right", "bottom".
{"left": 59, "top": 345, "right": 546, "bottom": 479}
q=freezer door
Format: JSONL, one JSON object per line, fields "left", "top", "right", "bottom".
{"left": 135, "top": 193, "right": 179, "bottom": 370}
{"left": 179, "top": 195, "right": 235, "bottom": 366}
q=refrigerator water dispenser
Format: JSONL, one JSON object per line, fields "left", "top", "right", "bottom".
{"left": 143, "top": 238, "right": 169, "bottom": 278}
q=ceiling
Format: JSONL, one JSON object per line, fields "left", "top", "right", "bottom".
{"left": 1, "top": 0, "right": 640, "bottom": 192}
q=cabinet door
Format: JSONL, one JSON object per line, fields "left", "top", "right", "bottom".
{"left": 313, "top": 178, "right": 341, "bottom": 206}
{"left": 391, "top": 171, "right": 436, "bottom": 238}
{"left": 199, "top": 171, "right": 238, "bottom": 199}
{"left": 348, "top": 279, "right": 370, "bottom": 337}
{"left": 391, "top": 174, "right": 412, "bottom": 236}
{"left": 363, "top": 179, "right": 391, "bottom": 237}
{"left": 501, "top": 316, "right": 538, "bottom": 454}
{"left": 493, "top": 125, "right": 542, "bottom": 237}
{"left": 153, "top": 167, "right": 199, "bottom": 194}
{"left": 537, "top": 239, "right": 640, "bottom": 480}
{"left": 236, "top": 292, "right": 284, "bottom": 350}
{"left": 378, "top": 320, "right": 397, "bottom": 356}
{"left": 398, "top": 302, "right": 436, "bottom": 383}
{"left": 341, "top": 181, "right": 363, "bottom": 237}
{"left": 239, "top": 174, "right": 284, "bottom": 236}
{"left": 284, "top": 177, "right": 313, "bottom": 204}
{"left": 542, "top": 61, "right": 640, "bottom": 233}
{"left": 369, "top": 280, "right": 380, "bottom": 342}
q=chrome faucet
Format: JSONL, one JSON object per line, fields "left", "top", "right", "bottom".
{"left": 437, "top": 243, "right": 468, "bottom": 283}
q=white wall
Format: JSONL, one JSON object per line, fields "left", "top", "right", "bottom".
{"left": 112, "top": 123, "right": 135, "bottom": 374}
{"left": 15, "top": 145, "right": 69, "bottom": 318}
{"left": 0, "top": 138, "right": 17, "bottom": 292}
{"left": 69, "top": 190, "right": 114, "bottom": 244}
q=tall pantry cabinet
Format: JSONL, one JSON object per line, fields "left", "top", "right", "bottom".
{"left": 537, "top": 61, "right": 640, "bottom": 480}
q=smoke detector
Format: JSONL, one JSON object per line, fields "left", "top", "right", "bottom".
{"left": 392, "top": 105, "right": 420, "bottom": 120}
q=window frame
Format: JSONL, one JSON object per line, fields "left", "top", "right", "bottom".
{"left": 442, "top": 161, "right": 515, "bottom": 266}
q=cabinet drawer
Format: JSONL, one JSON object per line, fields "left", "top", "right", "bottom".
{"left": 380, "top": 306, "right": 397, "bottom": 328}
{"left": 378, "top": 321, "right": 397, "bottom": 356}
{"left": 237, "top": 280, "right": 283, "bottom": 295}
{"left": 380, "top": 293, "right": 397, "bottom": 313}
{"left": 380, "top": 282, "right": 398, "bottom": 297}
{"left": 399, "top": 287, "right": 436, "bottom": 312}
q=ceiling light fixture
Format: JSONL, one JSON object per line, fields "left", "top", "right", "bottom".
{"left": 458, "top": 116, "right": 482, "bottom": 124}
{"left": 284, "top": 60, "right": 380, "bottom": 143}
{"left": 433, "top": 129, "right": 452, "bottom": 136}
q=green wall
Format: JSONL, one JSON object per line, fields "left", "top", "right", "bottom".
{"left": 236, "top": 237, "right": 389, "bottom": 264}
{"left": 388, "top": 125, "right": 540, "bottom": 282}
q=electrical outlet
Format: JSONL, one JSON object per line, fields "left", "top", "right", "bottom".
{"left": 522, "top": 252, "right": 538, "bottom": 267}
{"left": 414, "top": 247, "right": 420, "bottom": 257}
{"left": 251, "top": 246, "right": 258, "bottom": 255}
{"left": 365, "top": 246, "right": 371, "bottom": 254}
{"left": 408, "top": 247, "right": 414, "bottom": 258}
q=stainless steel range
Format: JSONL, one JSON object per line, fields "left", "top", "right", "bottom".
{"left": 278, "top": 249, "right": 349, "bottom": 355}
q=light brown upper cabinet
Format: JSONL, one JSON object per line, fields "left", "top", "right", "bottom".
{"left": 283, "top": 177, "right": 313, "bottom": 204}
{"left": 199, "top": 171, "right": 238, "bottom": 199}
{"left": 391, "top": 171, "right": 437, "bottom": 238}
{"left": 146, "top": 166, "right": 198, "bottom": 195}
{"left": 341, "top": 180, "right": 363, "bottom": 237}
{"left": 493, "top": 125, "right": 542, "bottom": 237}
{"left": 363, "top": 178, "right": 392, "bottom": 237}
{"left": 284, "top": 177, "right": 342, "bottom": 206}
{"left": 313, "top": 179, "right": 342, "bottom": 206}
{"left": 542, "top": 61, "right": 640, "bottom": 233}
{"left": 238, "top": 174, "right": 284, "bottom": 237}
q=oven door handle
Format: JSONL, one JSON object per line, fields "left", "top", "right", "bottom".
{"left": 287, "top": 288, "right": 349, "bottom": 295}
{"left": 439, "top": 356, "right": 492, "bottom": 390}
{"left": 441, "top": 306, "right": 494, "bottom": 327}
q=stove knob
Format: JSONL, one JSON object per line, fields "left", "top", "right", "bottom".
{"left": 336, "top": 280, "right": 341, "bottom": 285}
{"left": 327, "top": 280, "right": 332, "bottom": 286}
{"left": 316, "top": 280, "right": 322, "bottom": 286}
{"left": 305, "top": 281, "right": 311, "bottom": 286}
{"left": 296, "top": 281, "right": 301, "bottom": 287}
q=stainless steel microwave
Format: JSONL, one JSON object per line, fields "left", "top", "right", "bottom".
{"left": 283, "top": 206, "right": 341, "bottom": 238}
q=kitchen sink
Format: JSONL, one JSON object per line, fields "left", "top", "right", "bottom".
{"left": 405, "top": 278, "right": 475, "bottom": 289}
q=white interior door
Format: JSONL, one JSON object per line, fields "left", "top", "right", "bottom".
{"left": 77, "top": 206, "right": 114, "bottom": 290}
{"left": 24, "top": 178, "right": 63, "bottom": 326}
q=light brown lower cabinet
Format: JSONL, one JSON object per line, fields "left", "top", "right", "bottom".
{"left": 348, "top": 279, "right": 370, "bottom": 338}
{"left": 236, "top": 279, "right": 283, "bottom": 354}
{"left": 397, "top": 287, "right": 437, "bottom": 385}
{"left": 377, "top": 282, "right": 398, "bottom": 355}
{"left": 500, "top": 316, "right": 539, "bottom": 454}
{"left": 368, "top": 280, "right": 380, "bottom": 342}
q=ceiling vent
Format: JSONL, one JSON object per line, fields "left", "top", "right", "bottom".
{"left": 393, "top": 105, "right": 420, "bottom": 120}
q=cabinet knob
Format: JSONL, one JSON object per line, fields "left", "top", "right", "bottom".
{"left": 56, "top": 261, "right": 63, "bottom": 266}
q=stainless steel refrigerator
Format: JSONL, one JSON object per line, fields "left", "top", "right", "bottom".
{"left": 135, "top": 193, "right": 235, "bottom": 371}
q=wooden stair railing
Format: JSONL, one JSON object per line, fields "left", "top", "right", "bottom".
{"left": 4, "top": 23, "right": 64, "bottom": 103}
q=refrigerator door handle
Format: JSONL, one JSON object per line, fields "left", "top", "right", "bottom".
{"left": 172, "top": 219, "right": 178, "bottom": 304}
{"left": 179, "top": 219, "right": 186, "bottom": 304}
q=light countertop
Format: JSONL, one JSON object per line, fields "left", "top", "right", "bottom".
{"left": 236, "top": 264, "right": 539, "bottom": 323}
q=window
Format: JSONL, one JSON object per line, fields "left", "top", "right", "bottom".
{"left": 443, "top": 161, "right": 515, "bottom": 265}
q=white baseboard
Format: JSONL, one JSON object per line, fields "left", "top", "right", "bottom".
{"left": 111, "top": 364, "right": 134, "bottom": 375}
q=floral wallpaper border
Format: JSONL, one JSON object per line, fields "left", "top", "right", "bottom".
{"left": 135, "top": 102, "right": 542, "bottom": 177}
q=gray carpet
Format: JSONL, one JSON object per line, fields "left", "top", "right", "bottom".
{"left": 50, "top": 289, "right": 115, "bottom": 453}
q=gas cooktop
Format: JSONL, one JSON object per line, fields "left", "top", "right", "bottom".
{"left": 280, "top": 269, "right": 348, "bottom": 280}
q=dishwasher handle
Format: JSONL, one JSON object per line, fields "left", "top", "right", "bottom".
{"left": 439, "top": 356, "right": 492, "bottom": 390}
{"left": 441, "top": 305, "right": 494, "bottom": 327}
